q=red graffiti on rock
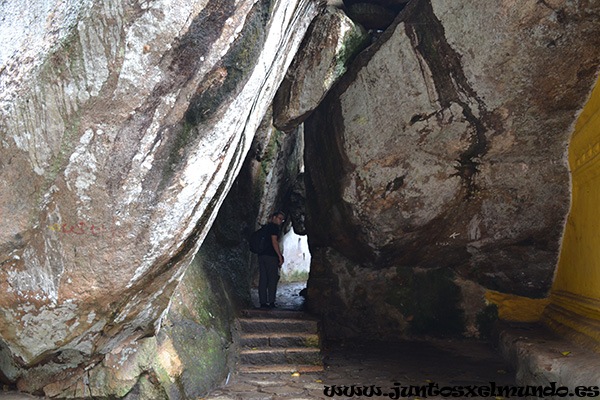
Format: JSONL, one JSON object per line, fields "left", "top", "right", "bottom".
{"left": 48, "top": 220, "right": 126, "bottom": 238}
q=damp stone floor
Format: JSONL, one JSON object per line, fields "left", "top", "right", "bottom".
{"left": 0, "top": 282, "right": 519, "bottom": 400}
{"left": 207, "top": 281, "right": 518, "bottom": 400}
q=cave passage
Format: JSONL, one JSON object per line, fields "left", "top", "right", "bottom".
{"left": 250, "top": 228, "right": 311, "bottom": 311}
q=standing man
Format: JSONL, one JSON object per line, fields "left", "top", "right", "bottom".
{"left": 258, "top": 211, "right": 285, "bottom": 308}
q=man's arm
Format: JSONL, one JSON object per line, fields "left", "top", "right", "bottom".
{"left": 271, "top": 235, "right": 283, "bottom": 266}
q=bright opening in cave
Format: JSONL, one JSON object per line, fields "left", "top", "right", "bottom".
{"left": 280, "top": 227, "right": 311, "bottom": 283}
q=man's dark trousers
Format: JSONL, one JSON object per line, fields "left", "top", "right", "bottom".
{"left": 258, "top": 255, "right": 279, "bottom": 305}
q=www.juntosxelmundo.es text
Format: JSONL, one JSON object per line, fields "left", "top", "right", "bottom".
{"left": 323, "top": 382, "right": 600, "bottom": 398}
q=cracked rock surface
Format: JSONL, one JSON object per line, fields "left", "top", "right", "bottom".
{"left": 0, "top": 0, "right": 319, "bottom": 392}
{"left": 304, "top": 0, "right": 600, "bottom": 337}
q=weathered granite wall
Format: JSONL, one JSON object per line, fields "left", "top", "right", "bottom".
{"left": 38, "top": 111, "right": 307, "bottom": 399}
{"left": 304, "top": 0, "right": 600, "bottom": 339}
{"left": 0, "top": 0, "right": 321, "bottom": 394}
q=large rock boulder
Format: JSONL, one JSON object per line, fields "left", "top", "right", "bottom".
{"left": 273, "top": 6, "right": 370, "bottom": 131}
{"left": 0, "top": 0, "right": 320, "bottom": 392}
{"left": 34, "top": 110, "right": 307, "bottom": 399}
{"left": 304, "top": 0, "right": 600, "bottom": 337}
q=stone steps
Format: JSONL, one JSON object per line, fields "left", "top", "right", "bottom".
{"left": 238, "top": 318, "right": 319, "bottom": 334}
{"left": 237, "top": 364, "right": 325, "bottom": 374}
{"left": 241, "top": 332, "right": 320, "bottom": 348}
{"left": 237, "top": 309, "right": 323, "bottom": 374}
{"left": 240, "top": 347, "right": 322, "bottom": 365}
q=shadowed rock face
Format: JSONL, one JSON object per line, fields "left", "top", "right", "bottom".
{"left": 304, "top": 0, "right": 600, "bottom": 337}
{"left": 0, "top": 0, "right": 320, "bottom": 390}
{"left": 273, "top": 6, "right": 370, "bottom": 131}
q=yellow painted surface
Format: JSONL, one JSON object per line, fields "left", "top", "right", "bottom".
{"left": 542, "top": 76, "right": 600, "bottom": 352}
{"left": 485, "top": 290, "right": 550, "bottom": 322}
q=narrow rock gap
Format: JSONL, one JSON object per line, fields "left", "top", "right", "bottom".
{"left": 2, "top": 0, "right": 600, "bottom": 397}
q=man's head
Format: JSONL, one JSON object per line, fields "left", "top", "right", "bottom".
{"left": 271, "top": 211, "right": 286, "bottom": 226}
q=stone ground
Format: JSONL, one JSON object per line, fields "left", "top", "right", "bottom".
{"left": 0, "top": 283, "right": 596, "bottom": 400}
{"left": 0, "top": 282, "right": 533, "bottom": 400}
{"left": 209, "top": 281, "right": 519, "bottom": 400}
{"left": 206, "top": 338, "right": 518, "bottom": 400}
{"left": 251, "top": 280, "right": 308, "bottom": 311}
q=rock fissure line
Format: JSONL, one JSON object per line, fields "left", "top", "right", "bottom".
{"left": 108, "top": 0, "right": 241, "bottom": 198}
{"left": 404, "top": 0, "right": 494, "bottom": 198}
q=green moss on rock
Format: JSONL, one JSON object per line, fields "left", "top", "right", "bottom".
{"left": 124, "top": 374, "right": 168, "bottom": 400}
{"left": 331, "top": 22, "right": 370, "bottom": 82}
{"left": 160, "top": 321, "right": 228, "bottom": 399}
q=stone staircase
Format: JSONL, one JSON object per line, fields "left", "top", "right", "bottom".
{"left": 237, "top": 309, "right": 324, "bottom": 374}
